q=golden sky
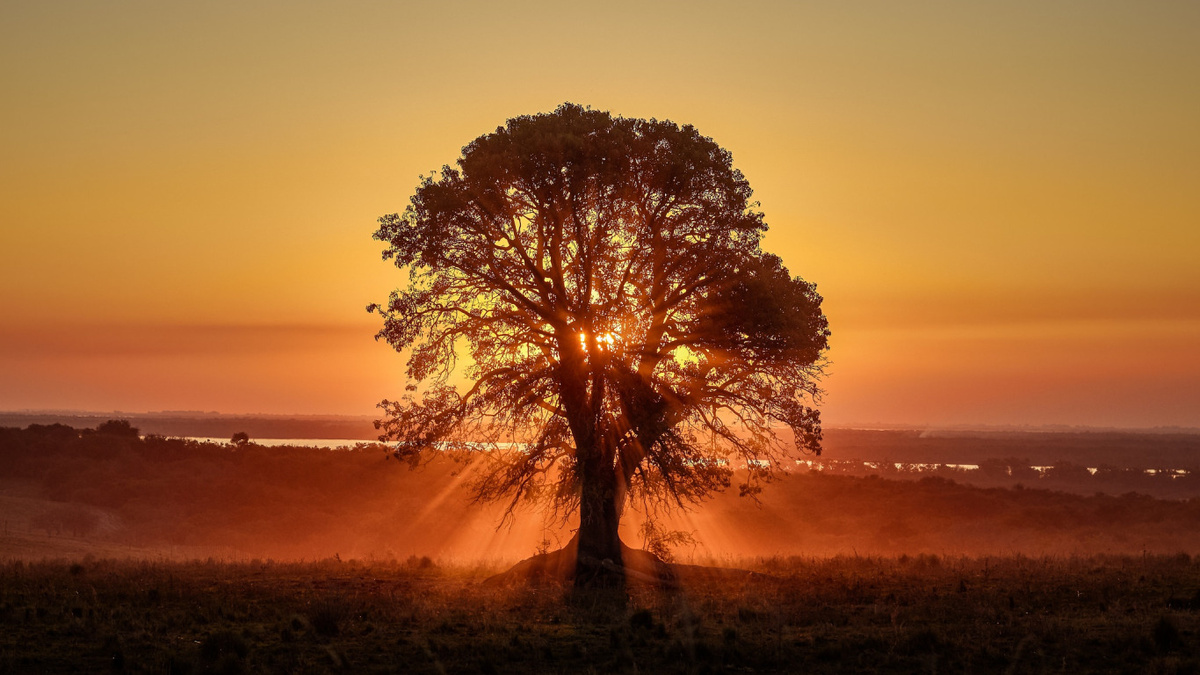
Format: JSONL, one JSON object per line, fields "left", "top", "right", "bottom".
{"left": 2, "top": 1, "right": 1197, "bottom": 427}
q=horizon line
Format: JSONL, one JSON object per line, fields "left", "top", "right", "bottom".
{"left": 2, "top": 409, "right": 1198, "bottom": 435}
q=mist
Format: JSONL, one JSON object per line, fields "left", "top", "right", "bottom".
{"left": 5, "top": 423, "right": 1200, "bottom": 564}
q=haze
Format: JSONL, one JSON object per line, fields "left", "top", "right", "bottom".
{"left": 2, "top": 1, "right": 1198, "bottom": 428}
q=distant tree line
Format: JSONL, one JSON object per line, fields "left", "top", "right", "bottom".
{"left": 798, "top": 456, "right": 1200, "bottom": 500}
{"left": 5, "top": 422, "right": 1200, "bottom": 558}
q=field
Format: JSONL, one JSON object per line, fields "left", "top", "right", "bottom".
{"left": 4, "top": 423, "right": 1200, "bottom": 672}
{"left": 3, "top": 555, "right": 1200, "bottom": 673}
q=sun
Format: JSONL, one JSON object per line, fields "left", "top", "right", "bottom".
{"left": 579, "top": 331, "right": 620, "bottom": 352}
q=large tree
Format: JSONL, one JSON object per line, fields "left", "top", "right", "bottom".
{"left": 371, "top": 103, "right": 828, "bottom": 585}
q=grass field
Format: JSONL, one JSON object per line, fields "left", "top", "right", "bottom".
{"left": 3, "top": 554, "right": 1199, "bottom": 674}
{"left": 6, "top": 425, "right": 1200, "bottom": 672}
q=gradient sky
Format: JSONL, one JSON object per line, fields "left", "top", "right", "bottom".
{"left": 2, "top": 1, "right": 1198, "bottom": 427}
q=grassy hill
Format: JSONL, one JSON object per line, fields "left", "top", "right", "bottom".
{"left": 4, "top": 423, "right": 1200, "bottom": 562}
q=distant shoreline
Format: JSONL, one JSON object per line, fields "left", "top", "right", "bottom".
{"left": 0, "top": 411, "right": 380, "bottom": 441}
{"left": 2, "top": 410, "right": 1197, "bottom": 439}
{"left": 5, "top": 410, "right": 1200, "bottom": 474}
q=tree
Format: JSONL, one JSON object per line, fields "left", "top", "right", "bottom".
{"left": 95, "top": 419, "right": 140, "bottom": 438}
{"left": 370, "top": 103, "right": 829, "bottom": 585}
{"left": 230, "top": 431, "right": 251, "bottom": 447}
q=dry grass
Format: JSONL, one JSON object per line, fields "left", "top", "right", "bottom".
{"left": 2, "top": 554, "right": 1199, "bottom": 673}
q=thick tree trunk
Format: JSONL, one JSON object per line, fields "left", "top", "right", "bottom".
{"left": 574, "top": 445, "right": 624, "bottom": 587}
{"left": 556, "top": 329, "right": 625, "bottom": 587}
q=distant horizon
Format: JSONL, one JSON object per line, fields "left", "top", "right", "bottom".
{"left": 4, "top": 408, "right": 1198, "bottom": 435}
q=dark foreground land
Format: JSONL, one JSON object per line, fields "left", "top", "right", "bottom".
{"left": 3, "top": 555, "right": 1200, "bottom": 674}
{"left": 5, "top": 423, "right": 1200, "bottom": 672}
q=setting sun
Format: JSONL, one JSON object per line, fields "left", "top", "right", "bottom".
{"left": 1, "top": 2, "right": 1196, "bottom": 428}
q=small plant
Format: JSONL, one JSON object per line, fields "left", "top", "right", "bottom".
{"left": 404, "top": 554, "right": 436, "bottom": 569}
{"left": 1153, "top": 615, "right": 1184, "bottom": 652}
{"left": 638, "top": 521, "right": 697, "bottom": 564}
{"left": 629, "top": 608, "right": 654, "bottom": 631}
{"left": 198, "top": 629, "right": 249, "bottom": 671}
{"left": 308, "top": 599, "right": 348, "bottom": 637}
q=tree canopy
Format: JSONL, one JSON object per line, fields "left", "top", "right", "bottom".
{"left": 370, "top": 103, "right": 828, "bottom": 579}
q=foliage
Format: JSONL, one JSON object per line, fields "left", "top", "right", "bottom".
{"left": 637, "top": 520, "right": 697, "bottom": 564}
{"left": 370, "top": 104, "right": 829, "bottom": 533}
{"left": 94, "top": 419, "right": 139, "bottom": 438}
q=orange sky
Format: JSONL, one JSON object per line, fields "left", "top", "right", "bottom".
{"left": 2, "top": 2, "right": 1197, "bottom": 427}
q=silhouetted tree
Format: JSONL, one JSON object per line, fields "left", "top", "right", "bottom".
{"left": 95, "top": 419, "right": 140, "bottom": 438}
{"left": 230, "top": 431, "right": 251, "bottom": 447}
{"left": 371, "top": 104, "right": 829, "bottom": 585}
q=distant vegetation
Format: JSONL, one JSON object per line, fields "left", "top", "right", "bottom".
{"left": 0, "top": 412, "right": 378, "bottom": 441}
{"left": 4, "top": 423, "right": 1200, "bottom": 561}
{"left": 816, "top": 429, "right": 1200, "bottom": 500}
{"left": 797, "top": 456, "right": 1200, "bottom": 500}
{"left": 821, "top": 428, "right": 1200, "bottom": 472}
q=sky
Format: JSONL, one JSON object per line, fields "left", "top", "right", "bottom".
{"left": 1, "top": 1, "right": 1198, "bottom": 428}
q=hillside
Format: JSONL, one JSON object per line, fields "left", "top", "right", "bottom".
{"left": 4, "top": 423, "right": 1200, "bottom": 562}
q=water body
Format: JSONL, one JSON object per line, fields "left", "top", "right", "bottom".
{"left": 175, "top": 438, "right": 1191, "bottom": 477}
{"left": 181, "top": 437, "right": 379, "bottom": 449}
{"left": 799, "top": 459, "right": 1189, "bottom": 478}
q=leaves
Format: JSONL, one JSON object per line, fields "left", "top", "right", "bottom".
{"left": 372, "top": 103, "right": 829, "bottom": 517}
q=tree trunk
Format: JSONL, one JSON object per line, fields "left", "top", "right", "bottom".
{"left": 557, "top": 330, "right": 625, "bottom": 587}
{"left": 575, "top": 442, "right": 624, "bottom": 587}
